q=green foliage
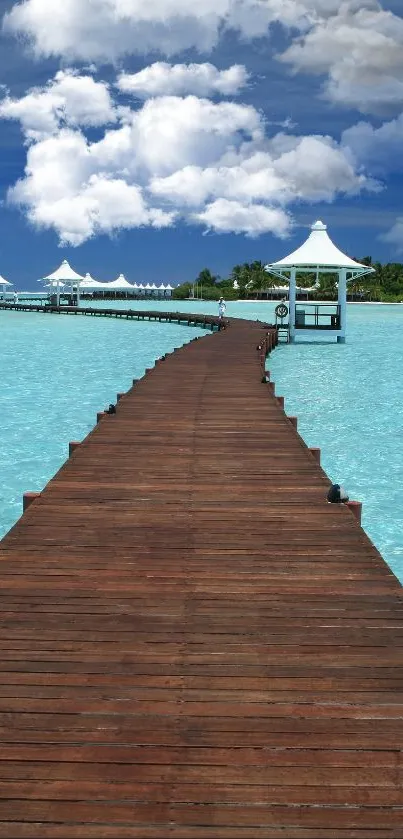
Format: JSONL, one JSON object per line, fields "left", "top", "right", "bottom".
{"left": 197, "top": 286, "right": 222, "bottom": 301}
{"left": 172, "top": 257, "right": 403, "bottom": 302}
{"left": 196, "top": 268, "right": 218, "bottom": 286}
{"left": 172, "top": 282, "right": 192, "bottom": 300}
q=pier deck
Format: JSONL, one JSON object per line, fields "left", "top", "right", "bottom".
{"left": 0, "top": 302, "right": 222, "bottom": 330}
{"left": 0, "top": 318, "right": 402, "bottom": 837}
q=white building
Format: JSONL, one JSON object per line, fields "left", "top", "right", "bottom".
{"left": 266, "top": 220, "right": 374, "bottom": 343}
{"left": 42, "top": 260, "right": 85, "bottom": 306}
{"left": 0, "top": 275, "right": 13, "bottom": 300}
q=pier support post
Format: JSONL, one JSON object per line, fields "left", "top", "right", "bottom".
{"left": 337, "top": 267, "right": 347, "bottom": 343}
{"left": 276, "top": 396, "right": 285, "bottom": 409}
{"left": 288, "top": 267, "right": 296, "bottom": 343}
{"left": 288, "top": 416, "right": 298, "bottom": 430}
{"left": 346, "top": 500, "right": 362, "bottom": 525}
{"left": 96, "top": 411, "right": 107, "bottom": 423}
{"left": 23, "top": 492, "right": 40, "bottom": 512}
{"left": 309, "top": 447, "right": 321, "bottom": 465}
{"left": 69, "top": 441, "right": 81, "bottom": 457}
{"left": 116, "top": 393, "right": 125, "bottom": 401}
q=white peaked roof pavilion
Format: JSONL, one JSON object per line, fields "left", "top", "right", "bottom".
{"left": 266, "top": 220, "right": 375, "bottom": 343}
{"left": 267, "top": 220, "right": 374, "bottom": 276}
{"left": 42, "top": 259, "right": 85, "bottom": 306}
{"left": 80, "top": 273, "right": 109, "bottom": 290}
{"left": 107, "top": 274, "right": 134, "bottom": 290}
{"left": 0, "top": 275, "right": 12, "bottom": 300}
{"left": 0, "top": 275, "right": 12, "bottom": 298}
{"left": 43, "top": 259, "right": 85, "bottom": 283}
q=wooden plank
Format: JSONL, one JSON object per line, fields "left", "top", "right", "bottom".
{"left": 0, "top": 316, "right": 402, "bottom": 836}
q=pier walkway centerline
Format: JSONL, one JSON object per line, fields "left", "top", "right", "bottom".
{"left": 0, "top": 317, "right": 402, "bottom": 838}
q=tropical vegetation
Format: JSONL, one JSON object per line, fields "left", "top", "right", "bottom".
{"left": 172, "top": 257, "right": 403, "bottom": 302}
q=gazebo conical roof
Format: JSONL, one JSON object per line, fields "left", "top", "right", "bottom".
{"left": 0, "top": 275, "right": 12, "bottom": 286}
{"left": 267, "top": 221, "right": 374, "bottom": 275}
{"left": 80, "top": 273, "right": 108, "bottom": 289}
{"left": 108, "top": 274, "right": 133, "bottom": 289}
{"left": 43, "top": 259, "right": 85, "bottom": 282}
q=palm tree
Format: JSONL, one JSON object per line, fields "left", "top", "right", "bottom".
{"left": 230, "top": 263, "right": 253, "bottom": 294}
{"left": 249, "top": 261, "right": 281, "bottom": 297}
{"left": 348, "top": 275, "right": 370, "bottom": 300}
{"left": 196, "top": 268, "right": 217, "bottom": 286}
{"left": 316, "top": 272, "right": 338, "bottom": 299}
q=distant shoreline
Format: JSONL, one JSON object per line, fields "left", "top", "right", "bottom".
{"left": 228, "top": 300, "right": 403, "bottom": 306}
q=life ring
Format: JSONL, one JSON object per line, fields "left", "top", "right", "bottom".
{"left": 275, "top": 303, "right": 288, "bottom": 318}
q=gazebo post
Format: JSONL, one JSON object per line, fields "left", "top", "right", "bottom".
{"left": 289, "top": 267, "right": 296, "bottom": 343}
{"left": 56, "top": 283, "right": 60, "bottom": 307}
{"left": 76, "top": 280, "right": 81, "bottom": 308}
{"left": 337, "top": 268, "right": 347, "bottom": 343}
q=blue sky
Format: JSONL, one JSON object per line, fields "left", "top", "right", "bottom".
{"left": 1, "top": 0, "right": 403, "bottom": 289}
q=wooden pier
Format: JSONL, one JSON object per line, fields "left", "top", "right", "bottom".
{"left": 0, "top": 302, "right": 223, "bottom": 330}
{"left": 0, "top": 316, "right": 402, "bottom": 837}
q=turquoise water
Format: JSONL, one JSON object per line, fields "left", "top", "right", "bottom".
{"left": 0, "top": 309, "right": 206, "bottom": 539}
{"left": 1, "top": 301, "right": 402, "bottom": 582}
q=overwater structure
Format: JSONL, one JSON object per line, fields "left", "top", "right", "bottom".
{"left": 0, "top": 310, "right": 402, "bottom": 835}
{"left": 266, "top": 220, "right": 374, "bottom": 342}
{"left": 42, "top": 259, "right": 85, "bottom": 307}
{"left": 0, "top": 274, "right": 12, "bottom": 299}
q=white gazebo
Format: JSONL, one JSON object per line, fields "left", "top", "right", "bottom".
{"left": 106, "top": 274, "right": 135, "bottom": 296}
{"left": 42, "top": 260, "right": 85, "bottom": 307}
{"left": 79, "top": 273, "right": 110, "bottom": 295}
{"left": 0, "top": 275, "right": 12, "bottom": 300}
{"left": 81, "top": 272, "right": 98, "bottom": 287}
{"left": 266, "top": 220, "right": 374, "bottom": 342}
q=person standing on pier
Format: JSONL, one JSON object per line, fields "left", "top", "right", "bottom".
{"left": 218, "top": 297, "right": 226, "bottom": 319}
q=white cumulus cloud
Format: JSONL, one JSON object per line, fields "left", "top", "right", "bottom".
{"left": 0, "top": 68, "right": 376, "bottom": 244}
{"left": 150, "top": 137, "right": 371, "bottom": 209}
{"left": 117, "top": 62, "right": 249, "bottom": 99}
{"left": 9, "top": 129, "right": 175, "bottom": 246}
{"left": 4, "top": 0, "right": 402, "bottom": 121}
{"left": 1, "top": 0, "right": 295, "bottom": 62}
{"left": 0, "top": 70, "right": 116, "bottom": 140}
{"left": 2, "top": 0, "right": 348, "bottom": 63}
{"left": 279, "top": 3, "right": 403, "bottom": 116}
{"left": 193, "top": 199, "right": 291, "bottom": 237}
{"left": 92, "top": 95, "right": 263, "bottom": 179}
{"left": 272, "top": 135, "right": 371, "bottom": 200}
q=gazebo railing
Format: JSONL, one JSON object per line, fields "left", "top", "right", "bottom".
{"left": 295, "top": 303, "right": 340, "bottom": 330}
